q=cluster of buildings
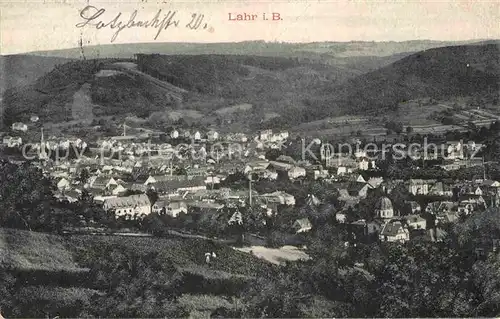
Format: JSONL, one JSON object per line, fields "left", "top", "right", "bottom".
{"left": 2, "top": 118, "right": 498, "bottom": 244}
{"left": 331, "top": 175, "right": 500, "bottom": 243}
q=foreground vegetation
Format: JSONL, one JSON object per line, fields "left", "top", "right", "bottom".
{"left": 2, "top": 156, "right": 500, "bottom": 317}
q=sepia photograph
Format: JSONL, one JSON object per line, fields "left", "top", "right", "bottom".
{"left": 0, "top": 0, "right": 499, "bottom": 317}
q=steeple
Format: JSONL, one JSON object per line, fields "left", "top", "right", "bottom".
{"left": 39, "top": 127, "right": 47, "bottom": 160}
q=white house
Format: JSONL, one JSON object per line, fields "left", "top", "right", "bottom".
{"left": 2, "top": 136, "right": 22, "bottom": 147}
{"left": 110, "top": 184, "right": 127, "bottom": 195}
{"left": 57, "top": 178, "right": 71, "bottom": 190}
{"left": 153, "top": 200, "right": 187, "bottom": 217}
{"left": 103, "top": 194, "right": 151, "bottom": 219}
{"left": 409, "top": 179, "right": 432, "bottom": 195}
{"left": 205, "top": 175, "right": 221, "bottom": 186}
{"left": 260, "top": 191, "right": 296, "bottom": 206}
{"left": 228, "top": 210, "right": 243, "bottom": 225}
{"left": 193, "top": 131, "right": 202, "bottom": 141}
{"left": 259, "top": 129, "right": 273, "bottom": 141}
{"left": 11, "top": 122, "right": 28, "bottom": 132}
{"left": 170, "top": 129, "right": 179, "bottom": 139}
{"left": 289, "top": 166, "right": 306, "bottom": 179}
{"left": 474, "top": 186, "right": 484, "bottom": 196}
{"left": 358, "top": 158, "right": 370, "bottom": 170}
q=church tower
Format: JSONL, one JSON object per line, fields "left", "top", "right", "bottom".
{"left": 39, "top": 127, "right": 48, "bottom": 160}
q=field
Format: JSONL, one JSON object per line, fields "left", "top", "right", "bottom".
{"left": 0, "top": 228, "right": 83, "bottom": 272}
{"left": 235, "top": 245, "right": 310, "bottom": 265}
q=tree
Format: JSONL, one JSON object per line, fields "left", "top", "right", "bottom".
{"left": 77, "top": 168, "right": 90, "bottom": 184}
{"left": 0, "top": 161, "right": 56, "bottom": 231}
{"left": 242, "top": 263, "right": 313, "bottom": 318}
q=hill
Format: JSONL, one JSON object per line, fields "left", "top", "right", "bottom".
{"left": 2, "top": 42, "right": 498, "bottom": 130}
{"left": 326, "top": 43, "right": 500, "bottom": 116}
{"left": 0, "top": 227, "right": 276, "bottom": 317}
{"left": 1, "top": 54, "right": 356, "bottom": 129}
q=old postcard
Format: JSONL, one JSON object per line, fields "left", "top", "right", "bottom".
{"left": 0, "top": 0, "right": 499, "bottom": 317}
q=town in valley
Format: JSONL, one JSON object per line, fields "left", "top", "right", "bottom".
{"left": 1, "top": 39, "right": 500, "bottom": 318}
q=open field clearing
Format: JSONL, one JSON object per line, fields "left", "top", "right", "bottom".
{"left": 235, "top": 245, "right": 311, "bottom": 265}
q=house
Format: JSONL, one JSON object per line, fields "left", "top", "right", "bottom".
{"left": 279, "top": 131, "right": 290, "bottom": 140}
{"left": 103, "top": 194, "right": 151, "bottom": 219}
{"left": 188, "top": 201, "right": 225, "bottom": 213}
{"left": 228, "top": 210, "right": 243, "bottom": 225}
{"left": 482, "top": 180, "right": 500, "bottom": 188}
{"left": 379, "top": 221, "right": 410, "bottom": 242}
{"left": 353, "top": 174, "right": 366, "bottom": 183}
{"left": 170, "top": 129, "right": 179, "bottom": 139}
{"left": 58, "top": 189, "right": 80, "bottom": 203}
{"left": 335, "top": 213, "right": 347, "bottom": 223}
{"left": 429, "top": 181, "right": 453, "bottom": 197}
{"left": 426, "top": 201, "right": 456, "bottom": 214}
{"left": 11, "top": 122, "right": 27, "bottom": 132}
{"left": 406, "top": 201, "right": 421, "bottom": 214}
{"left": 193, "top": 131, "right": 202, "bottom": 141}
{"left": 2, "top": 136, "right": 22, "bottom": 147}
{"left": 403, "top": 214, "right": 427, "bottom": 230}
{"left": 367, "top": 177, "right": 384, "bottom": 189}
{"left": 151, "top": 176, "right": 207, "bottom": 194}
{"left": 409, "top": 179, "right": 433, "bottom": 195}
{"left": 347, "top": 182, "right": 369, "bottom": 199}
{"left": 446, "top": 141, "right": 464, "bottom": 159}
{"left": 358, "top": 158, "right": 370, "bottom": 170}
{"left": 153, "top": 199, "right": 187, "bottom": 217}
{"left": 276, "top": 155, "right": 296, "bottom": 165}
{"left": 207, "top": 130, "right": 219, "bottom": 141}
{"left": 89, "top": 176, "right": 118, "bottom": 189}
{"left": 349, "top": 219, "right": 381, "bottom": 239}
{"left": 110, "top": 184, "right": 127, "bottom": 195}
{"left": 293, "top": 218, "right": 312, "bottom": 233}
{"left": 260, "top": 191, "right": 296, "bottom": 206}
{"left": 259, "top": 129, "right": 273, "bottom": 141}
{"left": 288, "top": 166, "right": 306, "bottom": 179}
{"left": 205, "top": 175, "right": 221, "bottom": 187}
{"left": 244, "top": 161, "right": 270, "bottom": 174}
{"left": 457, "top": 202, "right": 476, "bottom": 215}
{"left": 474, "top": 186, "right": 484, "bottom": 196}
{"left": 57, "top": 178, "right": 71, "bottom": 190}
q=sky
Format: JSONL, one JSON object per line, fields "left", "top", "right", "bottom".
{"left": 1, "top": 0, "right": 499, "bottom": 55}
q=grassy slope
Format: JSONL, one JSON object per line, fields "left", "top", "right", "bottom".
{"left": 2, "top": 55, "right": 357, "bottom": 127}
{"left": 0, "top": 227, "right": 274, "bottom": 316}
{"left": 322, "top": 43, "right": 500, "bottom": 116}
{"left": 3, "top": 42, "right": 497, "bottom": 129}
{"left": 0, "top": 227, "right": 273, "bottom": 275}
{"left": 0, "top": 228, "right": 83, "bottom": 271}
